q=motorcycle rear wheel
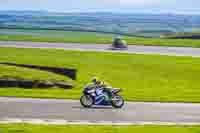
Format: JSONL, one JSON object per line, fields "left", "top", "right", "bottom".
{"left": 80, "top": 95, "right": 93, "bottom": 108}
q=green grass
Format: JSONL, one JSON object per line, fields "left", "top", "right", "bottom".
{"left": 124, "top": 37, "right": 200, "bottom": 47}
{"left": 0, "top": 64, "right": 72, "bottom": 82}
{"left": 162, "top": 32, "right": 200, "bottom": 38}
{"left": 0, "top": 124, "right": 200, "bottom": 133}
{"left": 0, "top": 30, "right": 114, "bottom": 44}
{"left": 0, "top": 29, "right": 200, "bottom": 47}
{"left": 1, "top": 47, "right": 200, "bottom": 102}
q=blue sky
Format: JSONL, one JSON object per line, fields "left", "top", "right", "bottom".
{"left": 0, "top": 0, "right": 200, "bottom": 14}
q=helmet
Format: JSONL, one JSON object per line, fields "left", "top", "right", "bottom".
{"left": 91, "top": 77, "right": 101, "bottom": 84}
{"left": 96, "top": 80, "right": 102, "bottom": 85}
{"left": 92, "top": 77, "right": 98, "bottom": 83}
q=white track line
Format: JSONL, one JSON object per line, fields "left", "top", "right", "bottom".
{"left": 0, "top": 118, "right": 200, "bottom": 125}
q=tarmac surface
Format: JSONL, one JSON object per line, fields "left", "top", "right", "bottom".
{"left": 1, "top": 41, "right": 200, "bottom": 57}
{"left": 1, "top": 97, "right": 200, "bottom": 124}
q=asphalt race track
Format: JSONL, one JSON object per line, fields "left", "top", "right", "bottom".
{"left": 1, "top": 97, "right": 200, "bottom": 125}
{"left": 1, "top": 41, "right": 200, "bottom": 57}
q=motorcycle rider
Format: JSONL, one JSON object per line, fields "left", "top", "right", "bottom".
{"left": 90, "top": 77, "right": 113, "bottom": 99}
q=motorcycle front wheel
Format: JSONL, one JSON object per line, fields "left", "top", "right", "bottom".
{"left": 80, "top": 95, "right": 93, "bottom": 108}
{"left": 111, "top": 95, "right": 124, "bottom": 108}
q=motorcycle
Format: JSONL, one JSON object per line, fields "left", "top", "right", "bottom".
{"left": 80, "top": 85, "right": 124, "bottom": 108}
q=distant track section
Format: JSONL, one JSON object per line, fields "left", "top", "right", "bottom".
{"left": 1, "top": 41, "right": 200, "bottom": 57}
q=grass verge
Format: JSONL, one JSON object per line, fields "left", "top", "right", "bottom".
{"left": 0, "top": 64, "right": 72, "bottom": 82}
{"left": 0, "top": 124, "right": 200, "bottom": 133}
{"left": 0, "top": 47, "right": 200, "bottom": 102}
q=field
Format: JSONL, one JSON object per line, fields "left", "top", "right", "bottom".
{"left": 1, "top": 11, "right": 200, "bottom": 38}
{"left": 0, "top": 124, "right": 200, "bottom": 133}
{"left": 0, "top": 47, "right": 200, "bottom": 102}
{"left": 1, "top": 29, "right": 200, "bottom": 47}
{"left": 1, "top": 11, "right": 200, "bottom": 48}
